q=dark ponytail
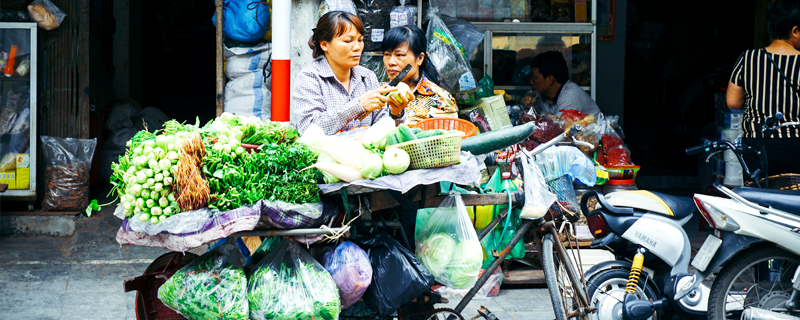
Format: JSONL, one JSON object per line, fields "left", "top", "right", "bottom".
{"left": 381, "top": 25, "right": 441, "bottom": 86}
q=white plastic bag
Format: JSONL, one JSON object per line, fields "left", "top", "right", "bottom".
{"left": 224, "top": 42, "right": 272, "bottom": 121}
{"left": 390, "top": 0, "right": 418, "bottom": 28}
{"left": 520, "top": 155, "right": 557, "bottom": 219}
{"left": 415, "top": 192, "right": 483, "bottom": 288}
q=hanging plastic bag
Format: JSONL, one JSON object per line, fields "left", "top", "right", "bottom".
{"left": 415, "top": 192, "right": 483, "bottom": 289}
{"left": 425, "top": 6, "right": 477, "bottom": 93}
{"left": 157, "top": 238, "right": 249, "bottom": 320}
{"left": 390, "top": 0, "right": 418, "bottom": 28}
{"left": 321, "top": 241, "right": 373, "bottom": 309}
{"left": 354, "top": 0, "right": 393, "bottom": 51}
{"left": 520, "top": 155, "right": 557, "bottom": 219}
{"left": 474, "top": 75, "right": 495, "bottom": 101}
{"left": 212, "top": 0, "right": 270, "bottom": 43}
{"left": 433, "top": 268, "right": 503, "bottom": 300}
{"left": 248, "top": 239, "right": 341, "bottom": 320}
{"left": 27, "top": 0, "right": 66, "bottom": 30}
{"left": 441, "top": 14, "right": 485, "bottom": 60}
{"left": 356, "top": 233, "right": 435, "bottom": 319}
{"left": 319, "top": 0, "right": 357, "bottom": 17}
{"left": 41, "top": 136, "right": 97, "bottom": 211}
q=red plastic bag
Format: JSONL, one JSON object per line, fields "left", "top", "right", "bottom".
{"left": 606, "top": 145, "right": 632, "bottom": 166}
{"left": 532, "top": 116, "right": 564, "bottom": 143}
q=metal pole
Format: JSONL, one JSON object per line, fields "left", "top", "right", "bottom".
{"left": 230, "top": 227, "right": 348, "bottom": 238}
{"left": 449, "top": 220, "right": 537, "bottom": 319}
{"left": 215, "top": 0, "right": 224, "bottom": 116}
{"left": 271, "top": 0, "right": 292, "bottom": 122}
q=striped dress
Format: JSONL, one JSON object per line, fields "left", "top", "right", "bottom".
{"left": 731, "top": 49, "right": 800, "bottom": 138}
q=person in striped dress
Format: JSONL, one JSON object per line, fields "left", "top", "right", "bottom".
{"left": 727, "top": 0, "right": 800, "bottom": 176}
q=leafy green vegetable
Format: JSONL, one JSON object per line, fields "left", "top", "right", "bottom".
{"left": 248, "top": 241, "right": 341, "bottom": 320}
{"left": 158, "top": 248, "right": 249, "bottom": 320}
{"left": 205, "top": 142, "right": 320, "bottom": 211}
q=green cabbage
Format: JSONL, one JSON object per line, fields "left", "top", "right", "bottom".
{"left": 358, "top": 154, "right": 384, "bottom": 179}
{"left": 417, "top": 233, "right": 456, "bottom": 279}
{"left": 447, "top": 240, "right": 483, "bottom": 288}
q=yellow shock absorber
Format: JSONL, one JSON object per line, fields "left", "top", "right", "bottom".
{"left": 626, "top": 248, "right": 646, "bottom": 294}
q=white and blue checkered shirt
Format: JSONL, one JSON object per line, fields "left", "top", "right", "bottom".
{"left": 292, "top": 57, "right": 390, "bottom": 135}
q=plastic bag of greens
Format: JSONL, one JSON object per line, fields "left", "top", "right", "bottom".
{"left": 157, "top": 238, "right": 248, "bottom": 320}
{"left": 425, "top": 6, "right": 476, "bottom": 93}
{"left": 321, "top": 241, "right": 373, "bottom": 309}
{"left": 355, "top": 233, "right": 435, "bottom": 319}
{"left": 415, "top": 192, "right": 483, "bottom": 289}
{"left": 248, "top": 239, "right": 340, "bottom": 320}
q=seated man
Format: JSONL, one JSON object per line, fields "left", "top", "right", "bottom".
{"left": 529, "top": 50, "right": 600, "bottom": 116}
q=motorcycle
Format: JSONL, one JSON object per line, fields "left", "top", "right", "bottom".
{"left": 579, "top": 113, "right": 800, "bottom": 320}
{"left": 684, "top": 113, "right": 800, "bottom": 320}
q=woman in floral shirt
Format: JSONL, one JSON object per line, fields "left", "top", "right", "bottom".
{"left": 381, "top": 25, "right": 458, "bottom": 126}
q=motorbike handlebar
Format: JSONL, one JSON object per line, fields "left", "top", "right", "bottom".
{"left": 685, "top": 142, "right": 710, "bottom": 155}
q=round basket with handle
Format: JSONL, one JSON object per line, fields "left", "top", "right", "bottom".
{"left": 411, "top": 118, "right": 477, "bottom": 139}
{"left": 744, "top": 173, "right": 800, "bottom": 190}
{"left": 386, "top": 132, "right": 464, "bottom": 170}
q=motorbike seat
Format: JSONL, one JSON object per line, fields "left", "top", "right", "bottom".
{"left": 732, "top": 187, "right": 800, "bottom": 215}
{"left": 604, "top": 190, "right": 695, "bottom": 220}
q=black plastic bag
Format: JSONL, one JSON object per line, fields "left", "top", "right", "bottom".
{"left": 355, "top": 233, "right": 435, "bottom": 319}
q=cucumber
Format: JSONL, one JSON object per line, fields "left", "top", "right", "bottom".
{"left": 416, "top": 130, "right": 440, "bottom": 139}
{"left": 460, "top": 122, "right": 537, "bottom": 155}
{"left": 411, "top": 127, "right": 423, "bottom": 135}
{"left": 397, "top": 124, "right": 418, "bottom": 142}
{"left": 386, "top": 131, "right": 399, "bottom": 146}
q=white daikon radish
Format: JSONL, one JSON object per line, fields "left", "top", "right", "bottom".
{"left": 320, "top": 146, "right": 361, "bottom": 170}
{"left": 311, "top": 162, "right": 365, "bottom": 182}
{"left": 328, "top": 136, "right": 370, "bottom": 160}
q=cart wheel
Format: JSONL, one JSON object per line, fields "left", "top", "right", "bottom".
{"left": 134, "top": 252, "right": 198, "bottom": 320}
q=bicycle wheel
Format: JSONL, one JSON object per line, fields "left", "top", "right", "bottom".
{"left": 707, "top": 246, "right": 800, "bottom": 320}
{"left": 542, "top": 232, "right": 588, "bottom": 320}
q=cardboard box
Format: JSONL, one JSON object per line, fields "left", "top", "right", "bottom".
{"left": 15, "top": 153, "right": 30, "bottom": 168}
{"left": 475, "top": 95, "right": 513, "bottom": 130}
{"left": 15, "top": 168, "right": 29, "bottom": 189}
{"left": 0, "top": 171, "right": 16, "bottom": 189}
{"left": 574, "top": 0, "right": 587, "bottom": 22}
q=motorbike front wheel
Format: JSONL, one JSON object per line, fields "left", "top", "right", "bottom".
{"left": 707, "top": 246, "right": 800, "bottom": 320}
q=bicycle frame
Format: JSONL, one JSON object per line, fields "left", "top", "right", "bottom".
{"left": 448, "top": 125, "right": 594, "bottom": 319}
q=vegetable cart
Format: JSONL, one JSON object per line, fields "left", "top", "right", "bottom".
{"left": 118, "top": 114, "right": 594, "bottom": 320}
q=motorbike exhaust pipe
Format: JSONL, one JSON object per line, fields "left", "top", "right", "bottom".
{"left": 741, "top": 308, "right": 800, "bottom": 320}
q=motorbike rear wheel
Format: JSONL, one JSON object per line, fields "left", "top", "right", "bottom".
{"left": 707, "top": 246, "right": 800, "bottom": 320}
{"left": 586, "top": 268, "right": 659, "bottom": 320}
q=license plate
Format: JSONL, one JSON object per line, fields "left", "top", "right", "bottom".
{"left": 691, "top": 235, "right": 722, "bottom": 272}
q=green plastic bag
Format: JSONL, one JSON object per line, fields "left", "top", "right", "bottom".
{"left": 474, "top": 75, "right": 495, "bottom": 100}
{"left": 480, "top": 169, "right": 526, "bottom": 268}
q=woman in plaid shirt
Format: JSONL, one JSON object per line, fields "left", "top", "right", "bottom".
{"left": 292, "top": 11, "right": 412, "bottom": 135}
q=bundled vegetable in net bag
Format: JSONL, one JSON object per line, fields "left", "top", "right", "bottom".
{"left": 415, "top": 192, "right": 483, "bottom": 289}
{"left": 321, "top": 241, "right": 373, "bottom": 309}
{"left": 157, "top": 238, "right": 248, "bottom": 320}
{"left": 425, "top": 6, "right": 476, "bottom": 93}
{"left": 248, "top": 239, "right": 340, "bottom": 320}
